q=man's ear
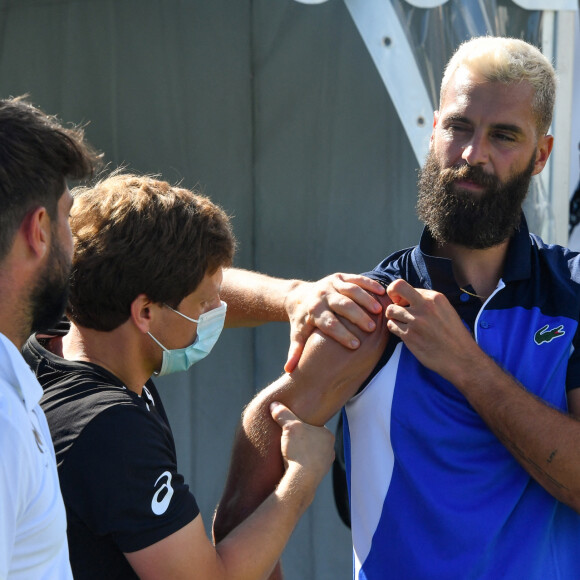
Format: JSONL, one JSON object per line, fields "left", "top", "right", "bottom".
{"left": 429, "top": 110, "right": 440, "bottom": 148}
{"left": 20, "top": 206, "right": 50, "bottom": 259}
{"left": 130, "top": 294, "right": 157, "bottom": 334}
{"left": 532, "top": 134, "right": 554, "bottom": 176}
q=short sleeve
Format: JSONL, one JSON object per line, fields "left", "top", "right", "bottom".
{"left": 361, "top": 247, "right": 411, "bottom": 287}
{"left": 60, "top": 404, "right": 199, "bottom": 553}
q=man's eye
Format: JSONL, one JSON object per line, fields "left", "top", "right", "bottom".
{"left": 447, "top": 124, "right": 469, "bottom": 133}
{"left": 494, "top": 132, "right": 516, "bottom": 142}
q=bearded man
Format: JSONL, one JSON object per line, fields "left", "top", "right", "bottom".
{"left": 0, "top": 97, "right": 99, "bottom": 579}
{"left": 213, "top": 36, "right": 580, "bottom": 579}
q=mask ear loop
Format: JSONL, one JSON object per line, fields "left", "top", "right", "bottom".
{"left": 147, "top": 332, "right": 169, "bottom": 377}
{"left": 148, "top": 304, "right": 199, "bottom": 357}
{"left": 163, "top": 304, "right": 200, "bottom": 324}
{"left": 147, "top": 331, "right": 169, "bottom": 352}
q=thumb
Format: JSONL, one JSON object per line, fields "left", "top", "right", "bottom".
{"left": 386, "top": 279, "right": 412, "bottom": 307}
{"left": 270, "top": 401, "right": 299, "bottom": 427}
{"left": 284, "top": 340, "right": 304, "bottom": 373}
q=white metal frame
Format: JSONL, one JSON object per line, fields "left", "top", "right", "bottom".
{"left": 540, "top": 10, "right": 576, "bottom": 244}
{"left": 344, "top": 0, "right": 433, "bottom": 165}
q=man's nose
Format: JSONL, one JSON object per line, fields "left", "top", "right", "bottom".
{"left": 462, "top": 133, "right": 489, "bottom": 166}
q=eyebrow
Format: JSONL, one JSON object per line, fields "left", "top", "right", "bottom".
{"left": 490, "top": 123, "right": 525, "bottom": 136}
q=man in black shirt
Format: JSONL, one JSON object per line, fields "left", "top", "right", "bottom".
{"left": 23, "top": 173, "right": 343, "bottom": 579}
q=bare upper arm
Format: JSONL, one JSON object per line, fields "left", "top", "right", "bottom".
{"left": 124, "top": 514, "right": 221, "bottom": 580}
{"left": 249, "top": 295, "right": 391, "bottom": 427}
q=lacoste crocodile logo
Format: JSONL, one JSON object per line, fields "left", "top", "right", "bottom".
{"left": 534, "top": 324, "right": 565, "bottom": 345}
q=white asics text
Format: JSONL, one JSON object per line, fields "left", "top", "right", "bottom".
{"left": 151, "top": 471, "right": 174, "bottom": 515}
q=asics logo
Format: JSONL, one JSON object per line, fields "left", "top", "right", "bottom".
{"left": 151, "top": 471, "right": 174, "bottom": 515}
{"left": 534, "top": 324, "right": 565, "bottom": 345}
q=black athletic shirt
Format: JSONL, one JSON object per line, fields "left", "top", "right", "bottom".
{"left": 22, "top": 332, "right": 200, "bottom": 579}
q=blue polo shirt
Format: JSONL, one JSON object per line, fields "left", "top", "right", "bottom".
{"left": 344, "top": 217, "right": 580, "bottom": 579}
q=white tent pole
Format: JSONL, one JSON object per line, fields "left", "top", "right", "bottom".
{"left": 548, "top": 10, "right": 576, "bottom": 245}
{"left": 344, "top": 0, "right": 433, "bottom": 166}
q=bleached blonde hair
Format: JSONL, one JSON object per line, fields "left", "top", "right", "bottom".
{"left": 440, "top": 36, "right": 556, "bottom": 135}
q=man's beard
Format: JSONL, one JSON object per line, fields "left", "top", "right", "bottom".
{"left": 416, "top": 149, "right": 536, "bottom": 249}
{"left": 29, "top": 236, "right": 72, "bottom": 333}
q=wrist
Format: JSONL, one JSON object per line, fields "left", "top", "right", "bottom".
{"left": 277, "top": 463, "right": 318, "bottom": 509}
{"left": 283, "top": 279, "right": 306, "bottom": 321}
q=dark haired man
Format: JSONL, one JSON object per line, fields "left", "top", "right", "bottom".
{"left": 0, "top": 96, "right": 99, "bottom": 579}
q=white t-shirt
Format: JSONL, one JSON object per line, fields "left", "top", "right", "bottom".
{"left": 0, "top": 333, "right": 72, "bottom": 579}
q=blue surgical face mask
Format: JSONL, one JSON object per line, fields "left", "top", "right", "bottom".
{"left": 148, "top": 300, "right": 227, "bottom": 376}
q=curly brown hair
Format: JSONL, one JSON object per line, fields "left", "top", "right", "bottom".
{"left": 67, "top": 173, "right": 235, "bottom": 331}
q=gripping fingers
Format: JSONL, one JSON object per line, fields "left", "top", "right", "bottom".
{"left": 313, "top": 308, "right": 362, "bottom": 349}
{"left": 386, "top": 303, "right": 415, "bottom": 325}
{"left": 386, "top": 317, "right": 407, "bottom": 339}
{"left": 325, "top": 292, "right": 378, "bottom": 333}
{"left": 285, "top": 274, "right": 387, "bottom": 371}
{"left": 335, "top": 273, "right": 386, "bottom": 295}
{"left": 386, "top": 279, "right": 419, "bottom": 307}
{"left": 271, "top": 402, "right": 335, "bottom": 475}
{"left": 270, "top": 401, "right": 300, "bottom": 425}
{"left": 331, "top": 274, "right": 385, "bottom": 313}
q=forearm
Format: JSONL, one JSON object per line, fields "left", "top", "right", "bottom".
{"left": 213, "top": 402, "right": 334, "bottom": 580}
{"left": 214, "top": 384, "right": 287, "bottom": 542}
{"left": 454, "top": 353, "right": 580, "bottom": 511}
{"left": 127, "top": 459, "right": 323, "bottom": 580}
{"left": 215, "top": 463, "right": 318, "bottom": 580}
{"left": 222, "top": 268, "right": 298, "bottom": 327}
{"left": 214, "top": 375, "right": 323, "bottom": 541}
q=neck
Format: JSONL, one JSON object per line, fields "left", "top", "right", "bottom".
{"left": 435, "top": 239, "right": 510, "bottom": 300}
{"left": 0, "top": 238, "right": 38, "bottom": 349}
{"left": 0, "top": 319, "right": 29, "bottom": 351}
{"left": 61, "top": 322, "right": 152, "bottom": 395}
{"left": 0, "top": 274, "right": 34, "bottom": 351}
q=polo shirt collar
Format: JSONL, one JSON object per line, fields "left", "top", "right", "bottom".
{"left": 0, "top": 332, "right": 43, "bottom": 411}
{"left": 412, "top": 213, "right": 532, "bottom": 293}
